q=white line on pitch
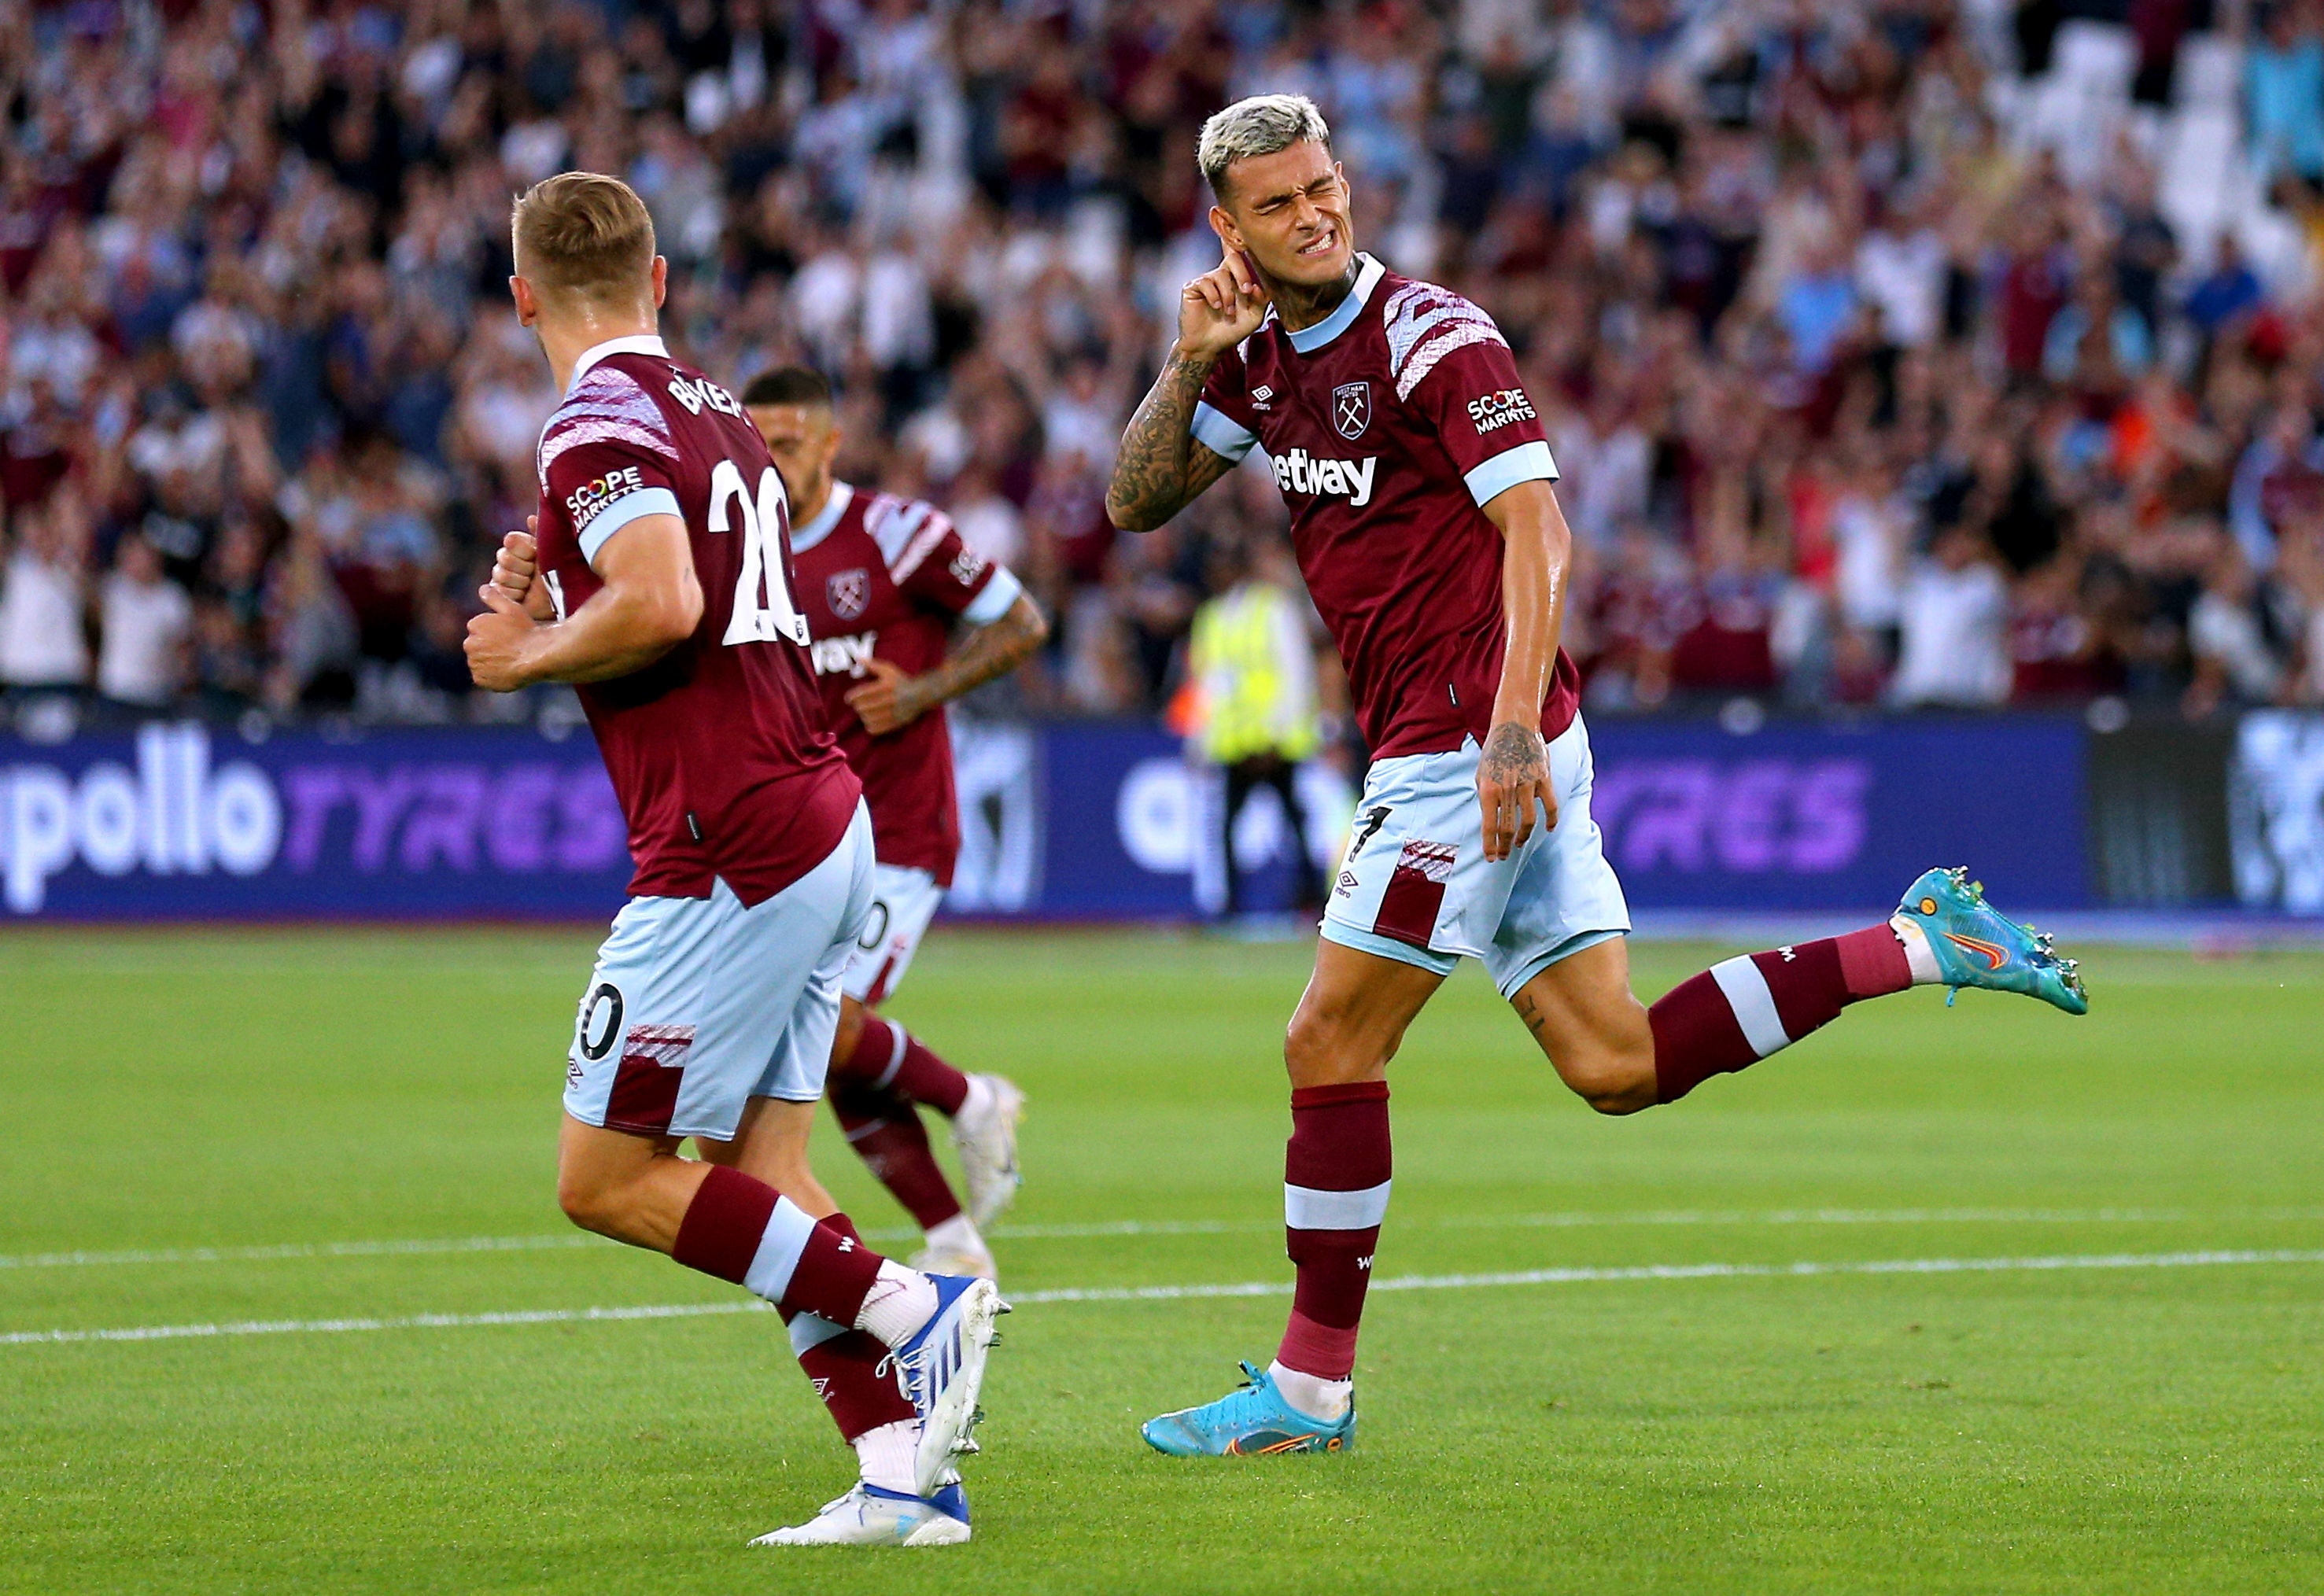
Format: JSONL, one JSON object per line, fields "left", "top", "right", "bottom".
{"left": 10, "top": 1207, "right": 2322, "bottom": 1270}
{"left": 5, "top": 1248, "right": 2321, "bottom": 1347}
{"left": 0, "top": 1234, "right": 608, "bottom": 1270}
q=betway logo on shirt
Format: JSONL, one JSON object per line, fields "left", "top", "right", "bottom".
{"left": 810, "top": 631, "right": 877, "bottom": 677}
{"left": 1271, "top": 448, "right": 1378, "bottom": 507}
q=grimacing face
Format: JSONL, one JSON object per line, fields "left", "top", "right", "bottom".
{"left": 748, "top": 402, "right": 840, "bottom": 513}
{"left": 1210, "top": 139, "right": 1356, "bottom": 290}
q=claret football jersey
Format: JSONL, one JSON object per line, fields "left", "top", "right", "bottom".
{"left": 1190, "top": 253, "right": 1581, "bottom": 758}
{"left": 789, "top": 481, "right": 1022, "bottom": 886}
{"left": 529, "top": 334, "right": 860, "bottom": 905}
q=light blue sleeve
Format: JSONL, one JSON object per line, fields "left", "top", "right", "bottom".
{"left": 579, "top": 487, "right": 684, "bottom": 565}
{"left": 1461, "top": 440, "right": 1559, "bottom": 507}
{"left": 961, "top": 565, "right": 1024, "bottom": 628}
{"left": 1190, "top": 401, "right": 1258, "bottom": 463}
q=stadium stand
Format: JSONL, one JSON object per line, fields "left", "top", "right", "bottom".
{"left": 5, "top": 0, "right": 2324, "bottom": 737}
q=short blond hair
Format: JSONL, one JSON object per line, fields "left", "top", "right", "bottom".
{"left": 1197, "top": 94, "right": 1332, "bottom": 198}
{"left": 511, "top": 172, "right": 656, "bottom": 304}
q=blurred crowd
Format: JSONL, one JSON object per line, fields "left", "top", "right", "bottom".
{"left": 6, "top": 0, "right": 2324, "bottom": 736}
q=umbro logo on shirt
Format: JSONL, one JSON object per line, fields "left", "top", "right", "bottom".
{"left": 1271, "top": 448, "right": 1378, "bottom": 507}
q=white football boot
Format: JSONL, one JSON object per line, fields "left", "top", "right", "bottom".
{"left": 749, "top": 1478, "right": 972, "bottom": 1547}
{"left": 894, "top": 1273, "right": 1009, "bottom": 1495}
{"left": 951, "top": 1074, "right": 1026, "bottom": 1229}
{"left": 909, "top": 1241, "right": 998, "bottom": 1281}
{"left": 909, "top": 1215, "right": 997, "bottom": 1281}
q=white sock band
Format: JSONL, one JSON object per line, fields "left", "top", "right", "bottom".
{"left": 740, "top": 1196, "right": 820, "bottom": 1306}
{"left": 872, "top": 1024, "right": 909, "bottom": 1089}
{"left": 1708, "top": 954, "right": 1791, "bottom": 1058}
{"left": 786, "top": 1310, "right": 848, "bottom": 1357}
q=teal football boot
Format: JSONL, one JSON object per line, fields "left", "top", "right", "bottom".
{"left": 1141, "top": 1362, "right": 1356, "bottom": 1457}
{"left": 1893, "top": 867, "right": 2088, "bottom": 1015}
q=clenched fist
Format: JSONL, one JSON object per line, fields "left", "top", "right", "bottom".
{"left": 492, "top": 516, "right": 557, "bottom": 622}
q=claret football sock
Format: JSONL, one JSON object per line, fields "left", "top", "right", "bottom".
{"left": 850, "top": 1017, "right": 966, "bottom": 1119}
{"left": 888, "top": 1030, "right": 972, "bottom": 1117}
{"left": 670, "top": 1164, "right": 884, "bottom": 1324}
{"left": 837, "top": 1015, "right": 973, "bottom": 1117}
{"left": 1649, "top": 925, "right": 1918, "bottom": 1104}
{"left": 832, "top": 1086, "right": 966, "bottom": 1229}
{"left": 832, "top": 1012, "right": 906, "bottom": 1086}
{"left": 784, "top": 1215, "right": 919, "bottom": 1450}
{"left": 1275, "top": 1080, "right": 1392, "bottom": 1385}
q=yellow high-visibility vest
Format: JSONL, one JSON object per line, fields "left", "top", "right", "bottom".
{"left": 1187, "top": 581, "right": 1320, "bottom": 764}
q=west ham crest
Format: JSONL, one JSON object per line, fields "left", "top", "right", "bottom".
{"left": 1332, "top": 380, "right": 1372, "bottom": 440}
{"left": 826, "top": 568, "right": 870, "bottom": 621}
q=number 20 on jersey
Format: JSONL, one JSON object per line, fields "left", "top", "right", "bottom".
{"left": 710, "top": 458, "right": 810, "bottom": 648}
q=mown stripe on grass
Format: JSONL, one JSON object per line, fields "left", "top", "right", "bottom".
{"left": 6, "top": 1248, "right": 2322, "bottom": 1347}
{"left": 12, "top": 1207, "right": 2322, "bottom": 1270}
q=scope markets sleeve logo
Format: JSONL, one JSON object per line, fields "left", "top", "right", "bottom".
{"left": 1466, "top": 388, "right": 1536, "bottom": 433}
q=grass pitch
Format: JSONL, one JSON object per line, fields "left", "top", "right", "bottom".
{"left": 1, "top": 927, "right": 2319, "bottom": 1594}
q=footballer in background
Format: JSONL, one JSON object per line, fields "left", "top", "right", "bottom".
{"left": 1106, "top": 97, "right": 2090, "bottom": 1458}
{"left": 467, "top": 173, "right": 1002, "bottom": 1547}
{"left": 746, "top": 367, "right": 1048, "bottom": 1282}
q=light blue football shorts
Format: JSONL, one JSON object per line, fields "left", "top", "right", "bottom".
{"left": 1320, "top": 715, "right": 1632, "bottom": 997}
{"left": 563, "top": 801, "right": 876, "bottom": 1142}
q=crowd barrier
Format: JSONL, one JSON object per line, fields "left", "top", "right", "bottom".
{"left": 0, "top": 711, "right": 2317, "bottom": 920}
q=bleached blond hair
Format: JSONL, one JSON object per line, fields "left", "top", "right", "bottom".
{"left": 1196, "top": 94, "right": 1333, "bottom": 199}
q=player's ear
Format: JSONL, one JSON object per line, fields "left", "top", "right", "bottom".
{"left": 510, "top": 275, "right": 537, "bottom": 326}
{"left": 650, "top": 256, "right": 669, "bottom": 311}
{"left": 1209, "top": 205, "right": 1242, "bottom": 252}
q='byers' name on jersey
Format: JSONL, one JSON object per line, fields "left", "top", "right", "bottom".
{"left": 1271, "top": 447, "right": 1378, "bottom": 507}
{"left": 810, "top": 631, "right": 878, "bottom": 677}
{"left": 665, "top": 373, "right": 745, "bottom": 418}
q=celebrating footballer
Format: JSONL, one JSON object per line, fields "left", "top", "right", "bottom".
{"left": 1108, "top": 95, "right": 2090, "bottom": 1457}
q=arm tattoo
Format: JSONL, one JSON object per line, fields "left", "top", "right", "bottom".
{"left": 1106, "top": 350, "right": 1235, "bottom": 531}
{"left": 909, "top": 595, "right": 1046, "bottom": 713}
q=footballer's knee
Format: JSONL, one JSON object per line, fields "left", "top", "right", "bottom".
{"left": 829, "top": 997, "right": 867, "bottom": 1068}
{"left": 1559, "top": 1035, "right": 1658, "bottom": 1115}
{"left": 556, "top": 1165, "right": 624, "bottom": 1236}
{"left": 1282, "top": 1000, "right": 1399, "bottom": 1087}
{"left": 554, "top": 1144, "right": 661, "bottom": 1237}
